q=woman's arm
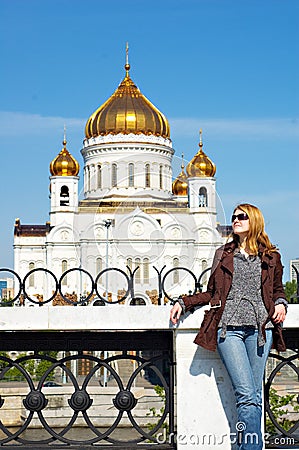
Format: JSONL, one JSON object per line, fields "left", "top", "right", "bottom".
{"left": 271, "top": 252, "right": 288, "bottom": 323}
{"left": 170, "top": 302, "right": 182, "bottom": 325}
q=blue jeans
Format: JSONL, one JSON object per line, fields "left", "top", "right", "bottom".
{"left": 217, "top": 327, "right": 272, "bottom": 450}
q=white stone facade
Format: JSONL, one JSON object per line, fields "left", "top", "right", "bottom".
{"left": 14, "top": 116, "right": 225, "bottom": 306}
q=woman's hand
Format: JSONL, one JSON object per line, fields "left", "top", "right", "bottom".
{"left": 272, "top": 304, "right": 286, "bottom": 324}
{"left": 170, "top": 302, "right": 183, "bottom": 325}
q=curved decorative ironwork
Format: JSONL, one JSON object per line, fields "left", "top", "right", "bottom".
{"left": 265, "top": 351, "right": 299, "bottom": 447}
{"left": 0, "top": 265, "right": 211, "bottom": 307}
{"left": 0, "top": 350, "right": 173, "bottom": 447}
{"left": 23, "top": 268, "right": 58, "bottom": 305}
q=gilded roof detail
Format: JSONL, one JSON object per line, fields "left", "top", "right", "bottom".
{"left": 50, "top": 140, "right": 80, "bottom": 177}
{"left": 186, "top": 131, "right": 216, "bottom": 177}
{"left": 85, "top": 65, "right": 170, "bottom": 139}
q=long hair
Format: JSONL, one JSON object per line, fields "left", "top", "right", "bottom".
{"left": 231, "top": 203, "right": 277, "bottom": 255}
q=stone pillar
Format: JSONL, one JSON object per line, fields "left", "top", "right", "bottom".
{"left": 175, "top": 309, "right": 237, "bottom": 449}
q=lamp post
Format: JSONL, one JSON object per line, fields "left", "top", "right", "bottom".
{"left": 103, "top": 219, "right": 112, "bottom": 299}
{"left": 103, "top": 219, "right": 112, "bottom": 386}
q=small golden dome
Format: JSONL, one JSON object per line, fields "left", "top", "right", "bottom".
{"left": 186, "top": 130, "right": 216, "bottom": 177}
{"left": 172, "top": 155, "right": 188, "bottom": 196}
{"left": 50, "top": 139, "right": 80, "bottom": 176}
{"left": 85, "top": 63, "right": 170, "bottom": 139}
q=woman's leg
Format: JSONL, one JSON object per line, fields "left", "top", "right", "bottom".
{"left": 217, "top": 328, "right": 272, "bottom": 450}
{"left": 244, "top": 329, "right": 273, "bottom": 410}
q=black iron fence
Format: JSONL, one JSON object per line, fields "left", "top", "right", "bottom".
{"left": 0, "top": 266, "right": 298, "bottom": 448}
{"left": 0, "top": 331, "right": 175, "bottom": 449}
{"left": 0, "top": 266, "right": 211, "bottom": 306}
{"left": 265, "top": 332, "right": 299, "bottom": 448}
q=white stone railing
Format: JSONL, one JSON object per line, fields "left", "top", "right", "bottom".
{"left": 0, "top": 304, "right": 298, "bottom": 449}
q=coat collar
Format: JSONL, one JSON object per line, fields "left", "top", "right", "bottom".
{"left": 219, "top": 241, "right": 237, "bottom": 274}
{"left": 219, "top": 240, "right": 273, "bottom": 275}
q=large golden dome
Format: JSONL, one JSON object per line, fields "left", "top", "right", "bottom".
{"left": 50, "top": 139, "right": 80, "bottom": 177}
{"left": 172, "top": 157, "right": 188, "bottom": 196}
{"left": 186, "top": 130, "right": 216, "bottom": 177}
{"left": 85, "top": 63, "right": 170, "bottom": 139}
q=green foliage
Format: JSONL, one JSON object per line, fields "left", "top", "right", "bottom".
{"left": 0, "top": 351, "right": 8, "bottom": 371}
{"left": 35, "top": 352, "right": 58, "bottom": 381}
{"left": 0, "top": 353, "right": 33, "bottom": 381}
{"left": 266, "top": 387, "right": 299, "bottom": 436}
{"left": 0, "top": 351, "right": 59, "bottom": 382}
{"left": 284, "top": 280, "right": 298, "bottom": 303}
{"left": 0, "top": 297, "right": 13, "bottom": 307}
{"left": 146, "top": 385, "right": 168, "bottom": 435}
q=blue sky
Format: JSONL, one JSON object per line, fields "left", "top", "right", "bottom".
{"left": 0, "top": 0, "right": 298, "bottom": 280}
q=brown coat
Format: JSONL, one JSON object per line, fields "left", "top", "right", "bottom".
{"left": 182, "top": 241, "right": 287, "bottom": 352}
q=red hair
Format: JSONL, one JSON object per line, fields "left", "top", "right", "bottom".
{"left": 231, "top": 203, "right": 276, "bottom": 255}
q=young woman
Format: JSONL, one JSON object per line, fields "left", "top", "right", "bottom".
{"left": 170, "top": 203, "right": 287, "bottom": 450}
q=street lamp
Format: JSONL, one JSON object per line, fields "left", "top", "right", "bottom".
{"left": 103, "top": 219, "right": 112, "bottom": 387}
{"left": 103, "top": 220, "right": 112, "bottom": 300}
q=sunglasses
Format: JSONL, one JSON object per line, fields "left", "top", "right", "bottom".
{"left": 231, "top": 213, "right": 249, "bottom": 222}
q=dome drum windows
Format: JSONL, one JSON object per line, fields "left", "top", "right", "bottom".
{"left": 145, "top": 164, "right": 150, "bottom": 188}
{"left": 112, "top": 164, "right": 118, "bottom": 188}
{"left": 97, "top": 165, "right": 102, "bottom": 189}
{"left": 128, "top": 163, "right": 134, "bottom": 187}
{"left": 159, "top": 165, "right": 163, "bottom": 190}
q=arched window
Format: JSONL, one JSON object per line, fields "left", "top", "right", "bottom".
{"left": 199, "top": 187, "right": 208, "bottom": 207}
{"left": 96, "top": 257, "right": 102, "bottom": 276}
{"left": 159, "top": 165, "right": 163, "bottom": 189}
{"left": 60, "top": 185, "right": 69, "bottom": 206}
{"left": 128, "top": 163, "right": 134, "bottom": 187}
{"left": 143, "top": 258, "right": 149, "bottom": 284}
{"left": 28, "top": 262, "right": 35, "bottom": 287}
{"left": 112, "top": 164, "right": 117, "bottom": 187}
{"left": 145, "top": 164, "right": 150, "bottom": 187}
{"left": 202, "top": 259, "right": 208, "bottom": 285}
{"left": 135, "top": 258, "right": 141, "bottom": 284}
{"left": 173, "top": 258, "right": 179, "bottom": 284}
{"left": 87, "top": 166, "right": 91, "bottom": 192}
{"left": 126, "top": 258, "right": 133, "bottom": 273}
{"left": 62, "top": 260, "right": 68, "bottom": 286}
{"left": 97, "top": 165, "right": 102, "bottom": 189}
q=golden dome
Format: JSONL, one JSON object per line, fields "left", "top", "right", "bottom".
{"left": 50, "top": 139, "right": 80, "bottom": 177}
{"left": 85, "top": 63, "right": 170, "bottom": 139}
{"left": 172, "top": 156, "right": 188, "bottom": 196}
{"left": 186, "top": 130, "right": 216, "bottom": 177}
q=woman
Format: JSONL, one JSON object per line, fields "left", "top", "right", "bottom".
{"left": 170, "top": 203, "right": 287, "bottom": 450}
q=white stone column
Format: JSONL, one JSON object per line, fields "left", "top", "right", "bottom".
{"left": 175, "top": 309, "right": 237, "bottom": 450}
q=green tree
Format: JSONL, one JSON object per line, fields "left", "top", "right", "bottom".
{"left": 266, "top": 387, "right": 299, "bottom": 435}
{"left": 35, "top": 352, "right": 58, "bottom": 381}
{"left": 284, "top": 280, "right": 298, "bottom": 303}
{"left": 0, "top": 297, "right": 13, "bottom": 307}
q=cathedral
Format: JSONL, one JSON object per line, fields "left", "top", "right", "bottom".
{"left": 13, "top": 57, "right": 228, "bottom": 306}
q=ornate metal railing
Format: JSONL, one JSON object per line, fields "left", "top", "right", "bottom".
{"left": 0, "top": 330, "right": 175, "bottom": 449}
{"left": 1, "top": 266, "right": 298, "bottom": 448}
{"left": 0, "top": 266, "right": 211, "bottom": 306}
{"left": 265, "top": 331, "right": 299, "bottom": 448}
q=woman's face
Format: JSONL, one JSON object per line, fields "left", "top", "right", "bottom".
{"left": 231, "top": 208, "right": 250, "bottom": 236}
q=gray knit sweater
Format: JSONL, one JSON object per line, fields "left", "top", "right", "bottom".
{"left": 219, "top": 250, "right": 270, "bottom": 345}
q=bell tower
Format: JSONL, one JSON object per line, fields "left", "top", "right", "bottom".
{"left": 49, "top": 131, "right": 80, "bottom": 226}
{"left": 186, "top": 130, "right": 217, "bottom": 221}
